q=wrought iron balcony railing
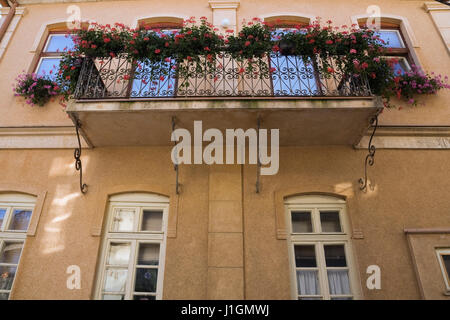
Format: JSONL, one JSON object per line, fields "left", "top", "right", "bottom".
{"left": 73, "top": 53, "right": 372, "bottom": 100}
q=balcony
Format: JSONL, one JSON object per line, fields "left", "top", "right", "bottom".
{"left": 67, "top": 53, "right": 382, "bottom": 147}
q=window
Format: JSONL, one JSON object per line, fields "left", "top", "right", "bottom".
{"left": 130, "top": 23, "right": 181, "bottom": 98}
{"left": 373, "top": 29, "right": 411, "bottom": 75}
{"left": 35, "top": 33, "right": 75, "bottom": 80}
{"left": 285, "top": 195, "right": 359, "bottom": 300}
{"left": 436, "top": 248, "right": 450, "bottom": 292}
{"left": 0, "top": 193, "right": 36, "bottom": 300}
{"left": 95, "top": 193, "right": 169, "bottom": 300}
{"left": 269, "top": 25, "right": 319, "bottom": 96}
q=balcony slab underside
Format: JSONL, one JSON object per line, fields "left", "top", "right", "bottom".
{"left": 66, "top": 97, "right": 382, "bottom": 147}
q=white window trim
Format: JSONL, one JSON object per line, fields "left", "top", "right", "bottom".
{"left": 350, "top": 13, "right": 421, "bottom": 68}
{"left": 0, "top": 193, "right": 36, "bottom": 300}
{"left": 94, "top": 193, "right": 169, "bottom": 300}
{"left": 285, "top": 195, "right": 361, "bottom": 300}
{"left": 436, "top": 248, "right": 450, "bottom": 292}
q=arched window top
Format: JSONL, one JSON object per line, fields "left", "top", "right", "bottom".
{"left": 134, "top": 16, "right": 185, "bottom": 30}
{"left": 350, "top": 13, "right": 418, "bottom": 48}
{"left": 0, "top": 192, "right": 37, "bottom": 204}
{"left": 259, "top": 13, "right": 315, "bottom": 27}
{"left": 284, "top": 194, "right": 346, "bottom": 205}
{"left": 109, "top": 192, "right": 169, "bottom": 204}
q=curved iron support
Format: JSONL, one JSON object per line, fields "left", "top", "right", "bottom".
{"left": 256, "top": 117, "right": 261, "bottom": 193}
{"left": 172, "top": 117, "right": 180, "bottom": 195}
{"left": 74, "top": 120, "right": 88, "bottom": 194}
{"left": 359, "top": 115, "right": 378, "bottom": 191}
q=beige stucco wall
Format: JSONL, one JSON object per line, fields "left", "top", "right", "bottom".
{"left": 0, "top": 146, "right": 448, "bottom": 299}
{"left": 407, "top": 233, "right": 450, "bottom": 299}
{"left": 0, "top": 0, "right": 450, "bottom": 300}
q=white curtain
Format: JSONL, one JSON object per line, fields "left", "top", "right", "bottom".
{"left": 327, "top": 270, "right": 350, "bottom": 295}
{"left": 297, "top": 270, "right": 319, "bottom": 295}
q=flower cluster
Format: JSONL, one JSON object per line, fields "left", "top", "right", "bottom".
{"left": 13, "top": 72, "right": 60, "bottom": 106}
{"left": 387, "top": 65, "right": 450, "bottom": 105}
{"left": 13, "top": 17, "right": 450, "bottom": 108}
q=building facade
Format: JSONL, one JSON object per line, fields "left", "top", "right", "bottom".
{"left": 0, "top": 0, "right": 449, "bottom": 300}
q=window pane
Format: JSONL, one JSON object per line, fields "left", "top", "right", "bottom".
{"left": 299, "top": 297, "right": 322, "bottom": 300}
{"left": 0, "top": 209, "right": 5, "bottom": 228}
{"left": 36, "top": 58, "right": 61, "bottom": 79}
{"left": 141, "top": 210, "right": 163, "bottom": 232}
{"left": 0, "top": 242, "right": 23, "bottom": 264}
{"left": 291, "top": 211, "right": 313, "bottom": 233}
{"left": 133, "top": 295, "right": 156, "bottom": 300}
{"left": 102, "top": 294, "right": 124, "bottom": 300}
{"left": 45, "top": 34, "right": 75, "bottom": 52}
{"left": 324, "top": 245, "right": 347, "bottom": 267}
{"left": 270, "top": 54, "right": 318, "bottom": 96}
{"left": 0, "top": 293, "right": 9, "bottom": 300}
{"left": 111, "top": 208, "right": 135, "bottom": 232}
{"left": 137, "top": 243, "right": 159, "bottom": 265}
{"left": 296, "top": 270, "right": 320, "bottom": 295}
{"left": 107, "top": 243, "right": 131, "bottom": 265}
{"left": 0, "top": 266, "right": 17, "bottom": 291}
{"left": 8, "top": 209, "right": 32, "bottom": 231}
{"left": 328, "top": 270, "right": 351, "bottom": 295}
{"left": 134, "top": 268, "right": 158, "bottom": 293}
{"left": 320, "top": 211, "right": 341, "bottom": 232}
{"left": 374, "top": 30, "right": 404, "bottom": 48}
{"left": 104, "top": 268, "right": 128, "bottom": 292}
{"left": 443, "top": 255, "right": 450, "bottom": 277}
{"left": 331, "top": 297, "right": 353, "bottom": 300}
{"left": 390, "top": 58, "right": 410, "bottom": 76}
{"left": 131, "top": 59, "right": 177, "bottom": 98}
{"left": 294, "top": 245, "right": 316, "bottom": 267}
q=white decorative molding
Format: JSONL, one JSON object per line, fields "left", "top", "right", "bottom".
{"left": 208, "top": 0, "right": 240, "bottom": 9}
{"left": 424, "top": 1, "right": 450, "bottom": 12}
{"left": 0, "top": 126, "right": 89, "bottom": 149}
{"left": 209, "top": 0, "right": 240, "bottom": 34}
{"left": 355, "top": 126, "right": 450, "bottom": 149}
{"left": 423, "top": 2, "right": 450, "bottom": 54}
{"left": 0, "top": 7, "right": 27, "bottom": 61}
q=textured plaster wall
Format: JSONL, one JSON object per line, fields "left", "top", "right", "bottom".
{"left": 0, "top": 147, "right": 449, "bottom": 299}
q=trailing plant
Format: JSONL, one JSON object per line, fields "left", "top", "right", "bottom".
{"left": 13, "top": 17, "right": 449, "bottom": 107}
{"left": 13, "top": 72, "right": 61, "bottom": 106}
{"left": 227, "top": 18, "right": 273, "bottom": 73}
{"left": 384, "top": 65, "right": 450, "bottom": 106}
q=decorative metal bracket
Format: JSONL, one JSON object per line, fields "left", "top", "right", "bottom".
{"left": 359, "top": 115, "right": 379, "bottom": 192}
{"left": 256, "top": 116, "right": 261, "bottom": 194}
{"left": 172, "top": 116, "right": 180, "bottom": 195}
{"left": 74, "top": 120, "right": 88, "bottom": 194}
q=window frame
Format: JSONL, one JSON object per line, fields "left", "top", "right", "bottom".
{"left": 34, "top": 31, "right": 72, "bottom": 78}
{"left": 95, "top": 195, "right": 169, "bottom": 300}
{"left": 285, "top": 195, "right": 360, "bottom": 300}
{"left": 436, "top": 248, "right": 450, "bottom": 292}
{"left": 268, "top": 23, "right": 323, "bottom": 96}
{"left": 359, "top": 24, "right": 413, "bottom": 74}
{"left": 0, "top": 194, "right": 36, "bottom": 300}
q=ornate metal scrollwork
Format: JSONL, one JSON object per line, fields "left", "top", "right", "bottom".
{"left": 74, "top": 120, "right": 88, "bottom": 194}
{"left": 172, "top": 116, "right": 180, "bottom": 195}
{"left": 359, "top": 115, "right": 379, "bottom": 191}
{"left": 74, "top": 53, "right": 372, "bottom": 99}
